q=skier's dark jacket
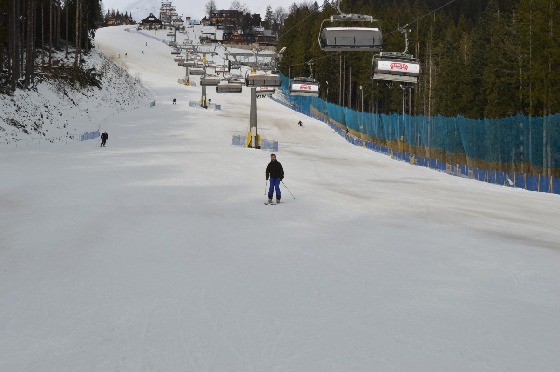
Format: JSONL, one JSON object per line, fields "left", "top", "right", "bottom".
{"left": 266, "top": 160, "right": 284, "bottom": 180}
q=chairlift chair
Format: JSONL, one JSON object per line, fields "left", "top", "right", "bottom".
{"left": 255, "top": 86, "right": 275, "bottom": 95}
{"left": 228, "top": 75, "right": 244, "bottom": 84}
{"left": 216, "top": 81, "right": 243, "bottom": 93}
{"left": 245, "top": 72, "right": 282, "bottom": 87}
{"left": 372, "top": 28, "right": 419, "bottom": 83}
{"left": 189, "top": 67, "right": 205, "bottom": 75}
{"left": 289, "top": 77, "right": 320, "bottom": 96}
{"left": 372, "top": 52, "right": 420, "bottom": 83}
{"left": 200, "top": 75, "right": 221, "bottom": 86}
{"left": 318, "top": 0, "right": 383, "bottom": 52}
{"left": 289, "top": 61, "right": 320, "bottom": 97}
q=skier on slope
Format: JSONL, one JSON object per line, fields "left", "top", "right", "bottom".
{"left": 100, "top": 131, "right": 108, "bottom": 147}
{"left": 266, "top": 153, "right": 284, "bottom": 203}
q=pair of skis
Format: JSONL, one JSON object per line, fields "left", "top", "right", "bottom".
{"left": 264, "top": 201, "right": 281, "bottom": 205}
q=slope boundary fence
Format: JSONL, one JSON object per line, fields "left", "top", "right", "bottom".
{"left": 273, "top": 74, "right": 560, "bottom": 195}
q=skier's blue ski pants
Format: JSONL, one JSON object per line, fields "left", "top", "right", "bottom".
{"left": 268, "top": 178, "right": 281, "bottom": 200}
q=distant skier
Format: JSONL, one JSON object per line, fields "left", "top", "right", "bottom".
{"left": 298, "top": 120, "right": 303, "bottom": 127}
{"left": 266, "top": 153, "right": 284, "bottom": 203}
{"left": 100, "top": 131, "right": 108, "bottom": 147}
{"left": 173, "top": 98, "right": 176, "bottom": 105}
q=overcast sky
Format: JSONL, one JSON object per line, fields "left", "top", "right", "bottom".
{"left": 100, "top": 0, "right": 296, "bottom": 21}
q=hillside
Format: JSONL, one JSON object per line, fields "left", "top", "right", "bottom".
{"left": 0, "top": 49, "right": 151, "bottom": 147}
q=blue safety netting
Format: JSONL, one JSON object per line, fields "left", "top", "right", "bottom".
{"left": 277, "top": 73, "right": 560, "bottom": 195}
{"left": 80, "top": 130, "right": 99, "bottom": 141}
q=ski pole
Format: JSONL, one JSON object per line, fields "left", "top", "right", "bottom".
{"left": 281, "top": 180, "right": 295, "bottom": 199}
{"left": 264, "top": 179, "right": 268, "bottom": 196}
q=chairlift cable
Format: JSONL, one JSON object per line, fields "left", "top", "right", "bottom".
{"left": 384, "top": 0, "right": 462, "bottom": 37}
{"left": 276, "top": 3, "right": 327, "bottom": 43}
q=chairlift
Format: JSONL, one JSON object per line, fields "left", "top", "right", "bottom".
{"left": 255, "top": 86, "right": 275, "bottom": 95}
{"left": 215, "top": 65, "right": 228, "bottom": 73}
{"left": 189, "top": 67, "right": 205, "bottom": 75}
{"left": 167, "top": 32, "right": 175, "bottom": 37}
{"left": 200, "top": 75, "right": 221, "bottom": 86}
{"left": 372, "top": 53, "right": 420, "bottom": 83}
{"left": 372, "top": 28, "right": 419, "bottom": 83}
{"left": 245, "top": 72, "right": 282, "bottom": 87}
{"left": 318, "top": 0, "right": 383, "bottom": 52}
{"left": 289, "top": 77, "right": 320, "bottom": 96}
{"left": 171, "top": 49, "right": 181, "bottom": 55}
{"left": 289, "top": 61, "right": 320, "bottom": 97}
{"left": 216, "top": 81, "right": 243, "bottom": 93}
{"left": 228, "top": 74, "right": 244, "bottom": 84}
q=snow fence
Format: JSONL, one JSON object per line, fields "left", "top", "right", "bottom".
{"left": 275, "top": 73, "right": 560, "bottom": 195}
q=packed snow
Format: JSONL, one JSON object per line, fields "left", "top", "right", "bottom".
{"left": 1, "top": 25, "right": 560, "bottom": 371}
{"left": 0, "top": 49, "right": 150, "bottom": 147}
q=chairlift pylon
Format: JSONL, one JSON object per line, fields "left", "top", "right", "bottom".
{"left": 318, "top": 0, "right": 383, "bottom": 52}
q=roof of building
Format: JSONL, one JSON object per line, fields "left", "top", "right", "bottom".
{"left": 141, "top": 13, "right": 162, "bottom": 24}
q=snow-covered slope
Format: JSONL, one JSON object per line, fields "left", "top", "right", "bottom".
{"left": 1, "top": 25, "right": 560, "bottom": 371}
{"left": 0, "top": 49, "right": 150, "bottom": 147}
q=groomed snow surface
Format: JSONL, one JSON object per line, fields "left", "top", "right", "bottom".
{"left": 1, "top": 25, "right": 560, "bottom": 371}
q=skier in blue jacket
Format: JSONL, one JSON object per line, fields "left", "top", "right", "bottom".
{"left": 266, "top": 153, "right": 284, "bottom": 203}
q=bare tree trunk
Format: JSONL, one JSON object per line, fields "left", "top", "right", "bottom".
{"left": 338, "top": 53, "right": 341, "bottom": 106}
{"left": 24, "top": 0, "right": 35, "bottom": 88}
{"left": 11, "top": 0, "right": 20, "bottom": 92}
{"left": 74, "top": 0, "right": 80, "bottom": 69}
{"left": 49, "top": 0, "right": 52, "bottom": 67}
{"left": 347, "top": 65, "right": 351, "bottom": 109}
{"left": 65, "top": 0, "right": 69, "bottom": 57}
{"left": 56, "top": 1, "right": 60, "bottom": 48}
{"left": 84, "top": 0, "right": 89, "bottom": 53}
{"left": 41, "top": 1, "right": 44, "bottom": 65}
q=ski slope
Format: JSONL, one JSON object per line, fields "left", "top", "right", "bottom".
{"left": 1, "top": 25, "right": 560, "bottom": 371}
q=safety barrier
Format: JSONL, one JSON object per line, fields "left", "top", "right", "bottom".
{"left": 273, "top": 74, "right": 560, "bottom": 195}
{"left": 189, "top": 101, "right": 221, "bottom": 111}
{"left": 261, "top": 139, "right": 279, "bottom": 152}
{"left": 231, "top": 134, "right": 278, "bottom": 152}
{"left": 80, "top": 130, "right": 100, "bottom": 141}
